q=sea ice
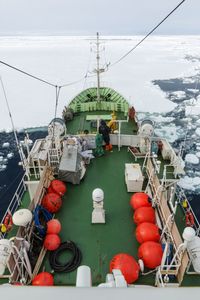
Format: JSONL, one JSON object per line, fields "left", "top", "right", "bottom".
{"left": 185, "top": 105, "right": 200, "bottom": 116}
{"left": 187, "top": 89, "right": 199, "bottom": 93}
{"left": 0, "top": 35, "right": 199, "bottom": 130}
{"left": 0, "top": 165, "right": 7, "bottom": 172}
{"left": 2, "top": 142, "right": 10, "bottom": 148}
{"left": 195, "top": 128, "right": 200, "bottom": 137}
{"left": 7, "top": 153, "right": 14, "bottom": 159}
{"left": 171, "top": 91, "right": 186, "bottom": 100}
{"left": 178, "top": 176, "right": 200, "bottom": 191}
{"left": 185, "top": 153, "right": 199, "bottom": 165}
{"left": 154, "top": 125, "right": 179, "bottom": 143}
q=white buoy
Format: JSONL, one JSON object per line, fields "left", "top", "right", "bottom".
{"left": 12, "top": 209, "right": 32, "bottom": 227}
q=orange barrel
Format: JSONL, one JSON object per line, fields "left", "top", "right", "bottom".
{"left": 138, "top": 241, "right": 163, "bottom": 269}
{"left": 42, "top": 193, "right": 62, "bottom": 213}
{"left": 48, "top": 180, "right": 67, "bottom": 196}
{"left": 47, "top": 219, "right": 62, "bottom": 234}
{"left": 44, "top": 233, "right": 61, "bottom": 251}
{"left": 32, "top": 272, "right": 54, "bottom": 286}
{"left": 130, "top": 193, "right": 151, "bottom": 210}
{"left": 133, "top": 206, "right": 156, "bottom": 225}
{"left": 110, "top": 253, "right": 140, "bottom": 283}
{"left": 135, "top": 222, "right": 160, "bottom": 244}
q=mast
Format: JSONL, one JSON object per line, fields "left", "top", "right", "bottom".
{"left": 96, "top": 32, "right": 101, "bottom": 102}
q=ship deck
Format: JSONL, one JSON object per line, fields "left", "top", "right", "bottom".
{"left": 1, "top": 109, "right": 200, "bottom": 287}
{"left": 65, "top": 110, "right": 138, "bottom": 135}
{"left": 42, "top": 147, "right": 153, "bottom": 286}
{"left": 39, "top": 147, "right": 199, "bottom": 286}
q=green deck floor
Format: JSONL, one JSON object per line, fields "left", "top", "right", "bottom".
{"left": 66, "top": 111, "right": 138, "bottom": 135}
{"left": 42, "top": 147, "right": 154, "bottom": 286}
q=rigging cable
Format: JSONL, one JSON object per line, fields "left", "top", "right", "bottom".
{"left": 0, "top": 60, "right": 57, "bottom": 88}
{"left": 0, "top": 77, "right": 25, "bottom": 168}
{"left": 110, "top": 0, "right": 187, "bottom": 67}
{"left": 0, "top": 61, "right": 90, "bottom": 89}
{"left": 59, "top": 75, "right": 88, "bottom": 88}
{"left": 82, "top": 46, "right": 93, "bottom": 90}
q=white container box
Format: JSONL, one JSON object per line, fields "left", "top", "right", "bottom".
{"left": 125, "top": 163, "right": 144, "bottom": 192}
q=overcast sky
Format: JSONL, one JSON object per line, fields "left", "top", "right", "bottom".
{"left": 0, "top": 0, "right": 199, "bottom": 35}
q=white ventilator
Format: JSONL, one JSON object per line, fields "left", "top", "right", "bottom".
{"left": 76, "top": 265, "right": 92, "bottom": 287}
{"left": 0, "top": 239, "right": 12, "bottom": 275}
{"left": 183, "top": 227, "right": 200, "bottom": 273}
{"left": 92, "top": 188, "right": 105, "bottom": 224}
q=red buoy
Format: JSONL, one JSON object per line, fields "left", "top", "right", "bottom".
{"left": 48, "top": 180, "right": 67, "bottom": 196}
{"left": 42, "top": 193, "right": 62, "bottom": 213}
{"left": 47, "top": 186, "right": 55, "bottom": 194}
{"left": 135, "top": 222, "right": 160, "bottom": 244}
{"left": 133, "top": 207, "right": 155, "bottom": 225}
{"left": 47, "top": 219, "right": 62, "bottom": 234}
{"left": 138, "top": 241, "right": 163, "bottom": 269}
{"left": 130, "top": 193, "right": 151, "bottom": 210}
{"left": 32, "top": 272, "right": 54, "bottom": 286}
{"left": 44, "top": 234, "right": 61, "bottom": 251}
{"left": 110, "top": 253, "right": 140, "bottom": 283}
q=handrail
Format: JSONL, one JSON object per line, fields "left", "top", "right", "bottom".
{"left": 175, "top": 185, "right": 200, "bottom": 236}
{"left": 0, "top": 173, "right": 26, "bottom": 234}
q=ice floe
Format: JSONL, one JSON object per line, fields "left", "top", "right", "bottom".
{"left": 7, "top": 153, "right": 14, "bottom": 159}
{"left": 154, "top": 125, "right": 179, "bottom": 143}
{"left": 185, "top": 104, "right": 200, "bottom": 116}
{"left": 187, "top": 89, "right": 199, "bottom": 94}
{"left": 178, "top": 176, "right": 200, "bottom": 191}
{"left": 171, "top": 91, "right": 186, "bottom": 100}
{"left": 0, "top": 165, "right": 7, "bottom": 172}
{"left": 185, "top": 153, "right": 199, "bottom": 165}
{"left": 195, "top": 128, "right": 200, "bottom": 137}
{"left": 1, "top": 35, "right": 199, "bottom": 130}
{"left": 2, "top": 142, "right": 10, "bottom": 148}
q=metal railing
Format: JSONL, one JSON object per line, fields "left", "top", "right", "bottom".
{"left": 0, "top": 173, "right": 27, "bottom": 238}
{"left": 176, "top": 185, "right": 200, "bottom": 236}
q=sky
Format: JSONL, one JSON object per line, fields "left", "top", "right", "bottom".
{"left": 0, "top": 0, "right": 199, "bottom": 35}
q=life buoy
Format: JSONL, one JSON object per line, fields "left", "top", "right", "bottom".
{"left": 3, "top": 213, "right": 13, "bottom": 232}
{"left": 186, "top": 211, "right": 195, "bottom": 227}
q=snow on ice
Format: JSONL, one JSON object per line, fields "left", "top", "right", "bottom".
{"left": 178, "top": 176, "right": 200, "bottom": 191}
{"left": 0, "top": 35, "right": 200, "bottom": 130}
{"left": 185, "top": 153, "right": 199, "bottom": 165}
{"left": 171, "top": 91, "right": 186, "bottom": 100}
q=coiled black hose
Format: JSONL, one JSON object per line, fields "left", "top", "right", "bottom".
{"left": 49, "top": 241, "right": 82, "bottom": 273}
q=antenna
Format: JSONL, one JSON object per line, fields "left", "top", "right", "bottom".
{"left": 96, "top": 32, "right": 101, "bottom": 102}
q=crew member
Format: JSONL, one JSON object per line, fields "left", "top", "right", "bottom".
{"left": 99, "top": 120, "right": 112, "bottom": 151}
